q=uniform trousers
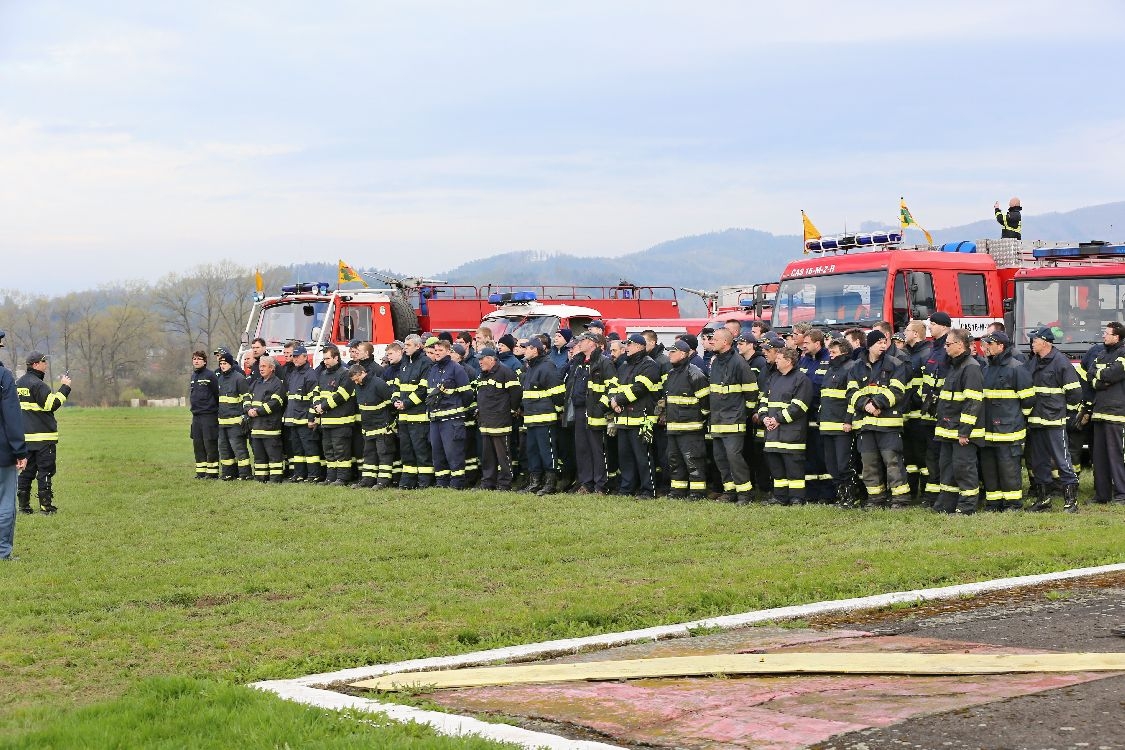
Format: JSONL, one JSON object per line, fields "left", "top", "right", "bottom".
{"left": 0, "top": 465, "right": 15, "bottom": 559}
{"left": 711, "top": 431, "right": 751, "bottom": 495}
{"left": 857, "top": 430, "right": 909, "bottom": 506}
{"left": 1026, "top": 427, "right": 1077, "bottom": 491}
{"left": 17, "top": 443, "right": 58, "bottom": 508}
{"left": 249, "top": 434, "right": 284, "bottom": 482}
{"left": 320, "top": 426, "right": 355, "bottom": 483}
{"left": 666, "top": 431, "right": 707, "bottom": 496}
{"left": 765, "top": 450, "right": 806, "bottom": 504}
{"left": 190, "top": 414, "right": 220, "bottom": 478}
{"left": 936, "top": 440, "right": 979, "bottom": 514}
{"left": 922, "top": 421, "right": 943, "bottom": 503}
{"left": 903, "top": 419, "right": 933, "bottom": 497}
{"left": 429, "top": 419, "right": 467, "bottom": 488}
{"left": 361, "top": 432, "right": 396, "bottom": 485}
{"left": 286, "top": 422, "right": 322, "bottom": 480}
{"left": 573, "top": 412, "right": 608, "bottom": 492}
{"left": 398, "top": 420, "right": 433, "bottom": 488}
{"left": 479, "top": 429, "right": 513, "bottom": 490}
{"left": 803, "top": 426, "right": 832, "bottom": 501}
{"left": 747, "top": 428, "right": 772, "bottom": 496}
{"left": 979, "top": 442, "right": 1024, "bottom": 510}
{"left": 1090, "top": 421, "right": 1125, "bottom": 503}
{"left": 524, "top": 424, "right": 556, "bottom": 476}
{"left": 822, "top": 433, "right": 852, "bottom": 500}
{"left": 617, "top": 427, "right": 653, "bottom": 496}
{"left": 218, "top": 423, "right": 253, "bottom": 479}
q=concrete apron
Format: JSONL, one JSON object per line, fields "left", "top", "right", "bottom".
{"left": 252, "top": 563, "right": 1125, "bottom": 750}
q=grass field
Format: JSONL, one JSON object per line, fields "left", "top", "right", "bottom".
{"left": 1, "top": 408, "right": 1122, "bottom": 748}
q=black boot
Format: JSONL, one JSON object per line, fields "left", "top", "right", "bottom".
{"left": 1063, "top": 484, "right": 1079, "bottom": 513}
{"left": 1029, "top": 482, "right": 1052, "bottom": 512}
{"left": 536, "top": 472, "right": 556, "bottom": 496}
{"left": 17, "top": 492, "right": 33, "bottom": 515}
{"left": 39, "top": 496, "right": 58, "bottom": 514}
{"left": 525, "top": 473, "right": 543, "bottom": 494}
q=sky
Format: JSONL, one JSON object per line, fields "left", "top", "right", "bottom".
{"left": 2, "top": 0, "right": 1124, "bottom": 293}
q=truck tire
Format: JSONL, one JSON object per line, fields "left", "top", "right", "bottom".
{"left": 390, "top": 292, "right": 420, "bottom": 338}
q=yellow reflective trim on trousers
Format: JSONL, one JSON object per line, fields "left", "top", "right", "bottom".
{"left": 1092, "top": 412, "right": 1125, "bottom": 423}
{"left": 523, "top": 413, "right": 558, "bottom": 424}
{"left": 982, "top": 390, "right": 1019, "bottom": 399}
{"left": 24, "top": 432, "right": 59, "bottom": 441}
{"left": 985, "top": 429, "right": 1026, "bottom": 442}
{"left": 399, "top": 413, "right": 429, "bottom": 422}
{"left": 666, "top": 395, "right": 699, "bottom": 405}
{"left": 250, "top": 429, "right": 281, "bottom": 437}
{"left": 710, "top": 423, "right": 745, "bottom": 434}
{"left": 666, "top": 421, "right": 705, "bottom": 431}
{"left": 479, "top": 426, "right": 511, "bottom": 434}
{"left": 764, "top": 441, "right": 804, "bottom": 451}
{"left": 1028, "top": 416, "right": 1066, "bottom": 426}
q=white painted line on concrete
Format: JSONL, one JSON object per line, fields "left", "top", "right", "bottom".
{"left": 252, "top": 561, "right": 1124, "bottom": 750}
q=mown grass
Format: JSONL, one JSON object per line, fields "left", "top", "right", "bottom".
{"left": 1, "top": 408, "right": 1122, "bottom": 747}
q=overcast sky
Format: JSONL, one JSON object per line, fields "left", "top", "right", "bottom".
{"left": 2, "top": 1, "right": 1123, "bottom": 293}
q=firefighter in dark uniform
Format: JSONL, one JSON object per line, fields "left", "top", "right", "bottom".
{"left": 282, "top": 346, "right": 321, "bottom": 482}
{"left": 979, "top": 331, "right": 1034, "bottom": 511}
{"left": 567, "top": 333, "right": 616, "bottom": 494}
{"left": 797, "top": 329, "right": 832, "bottom": 501}
{"left": 663, "top": 339, "right": 710, "bottom": 500}
{"left": 736, "top": 335, "right": 767, "bottom": 500}
{"left": 426, "top": 339, "right": 473, "bottom": 489}
{"left": 845, "top": 330, "right": 911, "bottom": 508}
{"left": 520, "top": 339, "right": 566, "bottom": 495}
{"left": 1088, "top": 321, "right": 1125, "bottom": 506}
{"left": 707, "top": 329, "right": 756, "bottom": 504}
{"left": 994, "top": 197, "right": 1022, "bottom": 240}
{"left": 311, "top": 345, "right": 357, "bottom": 486}
{"left": 919, "top": 312, "right": 952, "bottom": 506}
{"left": 760, "top": 346, "right": 814, "bottom": 505}
{"left": 933, "top": 329, "right": 985, "bottom": 514}
{"left": 609, "top": 334, "right": 661, "bottom": 497}
{"left": 349, "top": 363, "right": 396, "bottom": 488}
{"left": 474, "top": 347, "right": 522, "bottom": 491}
{"left": 901, "top": 320, "right": 934, "bottom": 501}
{"left": 750, "top": 334, "right": 783, "bottom": 500}
{"left": 244, "top": 355, "right": 286, "bottom": 482}
{"left": 818, "top": 337, "right": 857, "bottom": 506}
{"left": 392, "top": 334, "right": 434, "bottom": 489}
{"left": 214, "top": 348, "right": 253, "bottom": 480}
{"left": 187, "top": 350, "right": 220, "bottom": 479}
{"left": 1024, "top": 326, "right": 1082, "bottom": 511}
{"left": 16, "top": 352, "right": 72, "bottom": 513}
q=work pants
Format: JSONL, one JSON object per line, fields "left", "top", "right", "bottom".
{"left": 463, "top": 423, "right": 480, "bottom": 483}
{"left": 361, "top": 432, "right": 396, "bottom": 485}
{"left": 980, "top": 442, "right": 1024, "bottom": 510}
{"left": 480, "top": 430, "right": 513, "bottom": 490}
{"left": 903, "top": 419, "right": 933, "bottom": 499}
{"left": 524, "top": 424, "right": 556, "bottom": 476}
{"left": 321, "top": 426, "right": 355, "bottom": 483}
{"left": 18, "top": 443, "right": 58, "bottom": 508}
{"left": 284, "top": 422, "right": 322, "bottom": 480}
{"left": 803, "top": 426, "right": 832, "bottom": 501}
{"left": 429, "top": 419, "right": 467, "bottom": 488}
{"left": 617, "top": 427, "right": 653, "bottom": 497}
{"left": 765, "top": 450, "right": 806, "bottom": 505}
{"left": 922, "top": 420, "right": 943, "bottom": 504}
{"left": 748, "top": 428, "right": 771, "bottom": 496}
{"left": 822, "top": 433, "right": 852, "bottom": 497}
{"left": 1091, "top": 421, "right": 1125, "bottom": 503}
{"left": 573, "top": 412, "right": 607, "bottom": 492}
{"left": 666, "top": 431, "right": 707, "bottom": 496}
{"left": 1026, "top": 427, "right": 1077, "bottom": 491}
{"left": 249, "top": 434, "right": 284, "bottom": 482}
{"left": 857, "top": 430, "right": 909, "bottom": 506}
{"left": 398, "top": 420, "right": 433, "bottom": 488}
{"left": 218, "top": 423, "right": 253, "bottom": 480}
{"left": 936, "top": 440, "right": 979, "bottom": 514}
{"left": 711, "top": 431, "right": 751, "bottom": 495}
{"left": 652, "top": 424, "right": 669, "bottom": 491}
{"left": 190, "top": 415, "right": 220, "bottom": 478}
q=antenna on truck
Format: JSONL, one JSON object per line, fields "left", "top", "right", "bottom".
{"left": 680, "top": 287, "right": 720, "bottom": 317}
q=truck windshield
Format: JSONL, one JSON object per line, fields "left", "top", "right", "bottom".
{"left": 480, "top": 314, "right": 525, "bottom": 338}
{"left": 773, "top": 271, "right": 886, "bottom": 329}
{"left": 509, "top": 316, "right": 562, "bottom": 339}
{"left": 1016, "top": 276, "right": 1125, "bottom": 346}
{"left": 257, "top": 300, "right": 328, "bottom": 344}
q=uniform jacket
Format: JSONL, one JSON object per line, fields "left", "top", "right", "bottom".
{"left": 995, "top": 205, "right": 1022, "bottom": 239}
{"left": 918, "top": 333, "right": 949, "bottom": 422}
{"left": 934, "top": 351, "right": 984, "bottom": 443}
{"left": 982, "top": 346, "right": 1034, "bottom": 442}
{"left": 760, "top": 367, "right": 813, "bottom": 453}
{"left": 612, "top": 351, "right": 661, "bottom": 429}
{"left": 1024, "top": 346, "right": 1082, "bottom": 428}
{"left": 0, "top": 362, "right": 27, "bottom": 466}
{"left": 475, "top": 363, "right": 522, "bottom": 434}
{"left": 217, "top": 367, "right": 251, "bottom": 426}
{"left": 753, "top": 360, "right": 779, "bottom": 438}
{"left": 313, "top": 361, "right": 357, "bottom": 428}
{"left": 1078, "top": 343, "right": 1105, "bottom": 405}
{"left": 902, "top": 339, "right": 933, "bottom": 419}
{"left": 283, "top": 363, "right": 319, "bottom": 425}
{"left": 818, "top": 354, "right": 854, "bottom": 434}
{"left": 663, "top": 360, "right": 709, "bottom": 433}
{"left": 354, "top": 371, "right": 396, "bottom": 434}
{"left": 17, "top": 369, "right": 72, "bottom": 444}
{"left": 425, "top": 355, "right": 473, "bottom": 422}
{"left": 189, "top": 366, "right": 218, "bottom": 417}
{"left": 548, "top": 345, "right": 569, "bottom": 371}
{"left": 245, "top": 375, "right": 286, "bottom": 435}
{"left": 392, "top": 349, "right": 432, "bottom": 424}
{"left": 797, "top": 346, "right": 830, "bottom": 423}
{"left": 521, "top": 355, "right": 565, "bottom": 426}
{"left": 498, "top": 351, "right": 524, "bottom": 377}
{"left": 569, "top": 349, "right": 617, "bottom": 428}
{"left": 1090, "top": 340, "right": 1125, "bottom": 423}
{"left": 708, "top": 348, "right": 756, "bottom": 434}
{"left": 846, "top": 353, "right": 910, "bottom": 432}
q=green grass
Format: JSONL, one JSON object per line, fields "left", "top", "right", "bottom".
{"left": 2, "top": 408, "right": 1122, "bottom": 747}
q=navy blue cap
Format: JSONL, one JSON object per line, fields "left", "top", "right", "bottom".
{"left": 479, "top": 347, "right": 498, "bottom": 358}
{"left": 626, "top": 333, "right": 646, "bottom": 346}
{"left": 347, "top": 338, "right": 363, "bottom": 347}
{"left": 292, "top": 345, "right": 308, "bottom": 356}
{"left": 734, "top": 334, "right": 758, "bottom": 346}
{"left": 672, "top": 339, "right": 692, "bottom": 353}
{"left": 981, "top": 331, "right": 1010, "bottom": 346}
{"left": 587, "top": 320, "right": 606, "bottom": 330}
{"left": 1028, "top": 326, "right": 1056, "bottom": 343}
{"left": 929, "top": 311, "right": 952, "bottom": 328}
{"left": 761, "top": 333, "right": 785, "bottom": 350}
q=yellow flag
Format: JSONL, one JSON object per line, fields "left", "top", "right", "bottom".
{"left": 802, "top": 210, "right": 822, "bottom": 254}
{"left": 899, "top": 198, "right": 933, "bottom": 245}
{"left": 338, "top": 259, "right": 369, "bottom": 287}
{"left": 255, "top": 269, "right": 264, "bottom": 295}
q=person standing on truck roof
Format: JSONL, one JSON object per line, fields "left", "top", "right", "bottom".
{"left": 1088, "top": 322, "right": 1125, "bottom": 507}
{"left": 994, "top": 197, "right": 1022, "bottom": 240}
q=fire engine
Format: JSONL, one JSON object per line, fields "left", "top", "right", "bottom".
{"left": 478, "top": 285, "right": 682, "bottom": 340}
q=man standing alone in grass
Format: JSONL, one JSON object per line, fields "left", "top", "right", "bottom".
{"left": 0, "top": 329, "right": 28, "bottom": 560}
{"left": 17, "top": 351, "right": 72, "bottom": 513}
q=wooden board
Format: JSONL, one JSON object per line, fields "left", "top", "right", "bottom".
{"left": 353, "top": 652, "right": 1125, "bottom": 691}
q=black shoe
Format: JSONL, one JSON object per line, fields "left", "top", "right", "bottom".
{"left": 39, "top": 505, "right": 58, "bottom": 515}
{"left": 735, "top": 493, "right": 753, "bottom": 506}
{"left": 18, "top": 506, "right": 34, "bottom": 515}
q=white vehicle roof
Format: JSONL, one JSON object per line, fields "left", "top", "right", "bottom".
{"left": 482, "top": 302, "right": 602, "bottom": 319}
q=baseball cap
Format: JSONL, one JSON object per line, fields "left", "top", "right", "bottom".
{"left": 734, "top": 334, "right": 758, "bottom": 346}
{"left": 671, "top": 339, "right": 692, "bottom": 353}
{"left": 26, "top": 351, "right": 47, "bottom": 365}
{"left": 1028, "top": 326, "right": 1056, "bottom": 343}
{"left": 626, "top": 333, "right": 646, "bottom": 346}
{"left": 587, "top": 320, "right": 606, "bottom": 331}
{"left": 452, "top": 343, "right": 467, "bottom": 357}
{"left": 524, "top": 338, "right": 545, "bottom": 354}
{"left": 479, "top": 347, "right": 498, "bottom": 359}
{"left": 292, "top": 345, "right": 308, "bottom": 356}
{"left": 981, "top": 331, "right": 1010, "bottom": 346}
{"left": 760, "top": 333, "right": 785, "bottom": 350}
{"left": 347, "top": 338, "right": 363, "bottom": 348}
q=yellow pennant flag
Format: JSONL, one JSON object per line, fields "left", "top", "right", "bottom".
{"left": 899, "top": 198, "right": 934, "bottom": 245}
{"left": 805, "top": 211, "right": 823, "bottom": 255}
{"left": 338, "top": 259, "right": 369, "bottom": 287}
{"left": 254, "top": 269, "right": 264, "bottom": 295}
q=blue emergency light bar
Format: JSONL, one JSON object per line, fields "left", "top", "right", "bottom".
{"left": 1032, "top": 243, "right": 1125, "bottom": 260}
{"left": 281, "top": 282, "right": 332, "bottom": 295}
{"left": 738, "top": 296, "right": 754, "bottom": 307}
{"left": 487, "top": 291, "right": 538, "bottom": 305}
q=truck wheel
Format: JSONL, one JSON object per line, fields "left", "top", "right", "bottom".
{"left": 390, "top": 292, "right": 420, "bottom": 337}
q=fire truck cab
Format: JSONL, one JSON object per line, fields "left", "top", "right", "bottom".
{"left": 477, "top": 286, "right": 682, "bottom": 340}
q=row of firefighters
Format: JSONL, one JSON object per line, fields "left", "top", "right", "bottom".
{"left": 188, "top": 314, "right": 1125, "bottom": 514}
